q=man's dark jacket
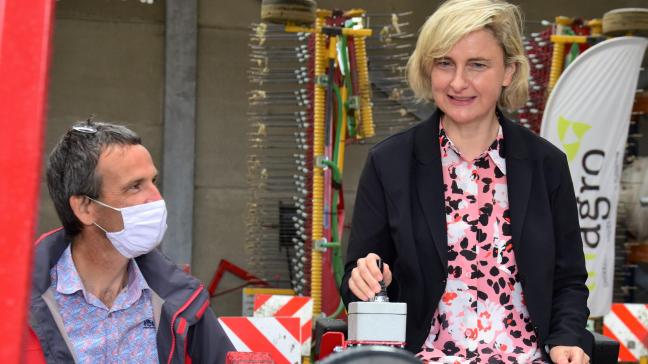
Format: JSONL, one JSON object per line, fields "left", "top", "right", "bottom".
{"left": 29, "top": 228, "right": 234, "bottom": 363}
{"left": 340, "top": 109, "right": 593, "bottom": 360}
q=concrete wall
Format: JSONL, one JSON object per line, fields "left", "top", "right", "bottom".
{"left": 39, "top": 0, "right": 165, "bottom": 233}
{"left": 39, "top": 0, "right": 647, "bottom": 317}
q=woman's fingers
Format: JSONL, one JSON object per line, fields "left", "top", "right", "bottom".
{"left": 549, "top": 346, "right": 587, "bottom": 364}
{"left": 364, "top": 253, "right": 384, "bottom": 283}
{"left": 349, "top": 253, "right": 393, "bottom": 300}
{"left": 382, "top": 263, "right": 393, "bottom": 286}
{"left": 349, "top": 266, "right": 375, "bottom": 300}
{"left": 358, "top": 255, "right": 382, "bottom": 292}
{"left": 347, "top": 275, "right": 364, "bottom": 300}
{"left": 366, "top": 253, "right": 392, "bottom": 287}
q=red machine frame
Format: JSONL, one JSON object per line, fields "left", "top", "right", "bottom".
{"left": 0, "top": 0, "right": 55, "bottom": 361}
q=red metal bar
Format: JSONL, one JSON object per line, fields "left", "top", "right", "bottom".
{"left": 0, "top": 0, "right": 55, "bottom": 361}
{"left": 318, "top": 331, "right": 346, "bottom": 360}
{"left": 208, "top": 259, "right": 269, "bottom": 297}
{"left": 226, "top": 352, "right": 274, "bottom": 363}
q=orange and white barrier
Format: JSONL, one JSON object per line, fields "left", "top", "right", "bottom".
{"left": 254, "top": 294, "right": 313, "bottom": 356}
{"left": 242, "top": 288, "right": 294, "bottom": 316}
{"left": 219, "top": 317, "right": 301, "bottom": 364}
{"left": 603, "top": 303, "right": 648, "bottom": 362}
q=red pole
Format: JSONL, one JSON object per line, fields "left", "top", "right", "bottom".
{"left": 0, "top": 0, "right": 54, "bottom": 361}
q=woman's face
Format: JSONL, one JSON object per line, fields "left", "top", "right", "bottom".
{"left": 430, "top": 28, "right": 515, "bottom": 126}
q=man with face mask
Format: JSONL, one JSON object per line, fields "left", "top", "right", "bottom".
{"left": 29, "top": 121, "right": 235, "bottom": 363}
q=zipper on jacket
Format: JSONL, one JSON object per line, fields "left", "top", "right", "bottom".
{"left": 166, "top": 285, "right": 204, "bottom": 364}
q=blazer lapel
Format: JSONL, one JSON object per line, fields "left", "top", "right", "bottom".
{"left": 412, "top": 111, "right": 534, "bottom": 273}
{"left": 414, "top": 111, "right": 448, "bottom": 273}
{"left": 507, "top": 159, "right": 532, "bottom": 250}
{"left": 500, "top": 114, "right": 533, "bottom": 251}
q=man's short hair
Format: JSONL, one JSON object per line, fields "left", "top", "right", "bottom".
{"left": 46, "top": 121, "right": 142, "bottom": 237}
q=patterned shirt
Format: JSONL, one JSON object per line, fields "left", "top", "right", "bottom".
{"left": 417, "top": 122, "right": 545, "bottom": 364}
{"left": 50, "top": 246, "right": 159, "bottom": 364}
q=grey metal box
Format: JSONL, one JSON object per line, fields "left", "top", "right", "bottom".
{"left": 348, "top": 301, "right": 407, "bottom": 343}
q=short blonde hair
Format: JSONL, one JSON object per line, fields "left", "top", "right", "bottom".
{"left": 406, "top": 0, "right": 529, "bottom": 110}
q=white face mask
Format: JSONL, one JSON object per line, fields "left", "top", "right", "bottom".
{"left": 88, "top": 198, "right": 167, "bottom": 258}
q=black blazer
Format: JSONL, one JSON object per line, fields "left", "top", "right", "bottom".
{"left": 340, "top": 109, "right": 593, "bottom": 359}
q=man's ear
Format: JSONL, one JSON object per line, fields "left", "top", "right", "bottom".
{"left": 69, "top": 195, "right": 94, "bottom": 226}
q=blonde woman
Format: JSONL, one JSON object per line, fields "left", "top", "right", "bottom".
{"left": 340, "top": 0, "right": 592, "bottom": 363}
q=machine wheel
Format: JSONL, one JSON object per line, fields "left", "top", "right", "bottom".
{"left": 602, "top": 8, "right": 648, "bottom": 36}
{"left": 260, "top": 0, "right": 317, "bottom": 26}
{"left": 319, "top": 346, "right": 420, "bottom": 364}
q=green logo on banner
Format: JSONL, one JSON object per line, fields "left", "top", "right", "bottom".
{"left": 557, "top": 116, "right": 592, "bottom": 161}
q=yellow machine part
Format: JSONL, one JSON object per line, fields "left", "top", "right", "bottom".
{"left": 354, "top": 35, "right": 375, "bottom": 139}
{"left": 310, "top": 13, "right": 326, "bottom": 318}
{"left": 337, "top": 85, "right": 348, "bottom": 173}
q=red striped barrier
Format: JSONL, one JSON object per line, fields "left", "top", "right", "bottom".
{"left": 219, "top": 317, "right": 301, "bottom": 364}
{"left": 603, "top": 303, "right": 648, "bottom": 362}
{"left": 254, "top": 294, "right": 313, "bottom": 356}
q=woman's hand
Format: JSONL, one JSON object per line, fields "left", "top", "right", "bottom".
{"left": 348, "top": 253, "right": 393, "bottom": 301}
{"left": 549, "top": 346, "right": 590, "bottom": 364}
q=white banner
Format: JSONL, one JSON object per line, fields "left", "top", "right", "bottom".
{"left": 540, "top": 37, "right": 648, "bottom": 317}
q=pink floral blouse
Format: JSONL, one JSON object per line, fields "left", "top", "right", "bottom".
{"left": 416, "top": 123, "right": 546, "bottom": 363}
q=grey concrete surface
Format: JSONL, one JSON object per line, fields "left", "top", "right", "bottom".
{"left": 192, "top": 187, "right": 249, "bottom": 316}
{"left": 161, "top": 0, "right": 198, "bottom": 266}
{"left": 38, "top": 0, "right": 648, "bottom": 317}
{"left": 195, "top": 28, "right": 250, "bottom": 189}
{"left": 39, "top": 7, "right": 164, "bottom": 234}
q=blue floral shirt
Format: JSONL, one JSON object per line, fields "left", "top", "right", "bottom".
{"left": 50, "top": 246, "right": 159, "bottom": 363}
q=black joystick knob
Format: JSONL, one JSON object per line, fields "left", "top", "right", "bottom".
{"left": 372, "top": 258, "right": 389, "bottom": 302}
